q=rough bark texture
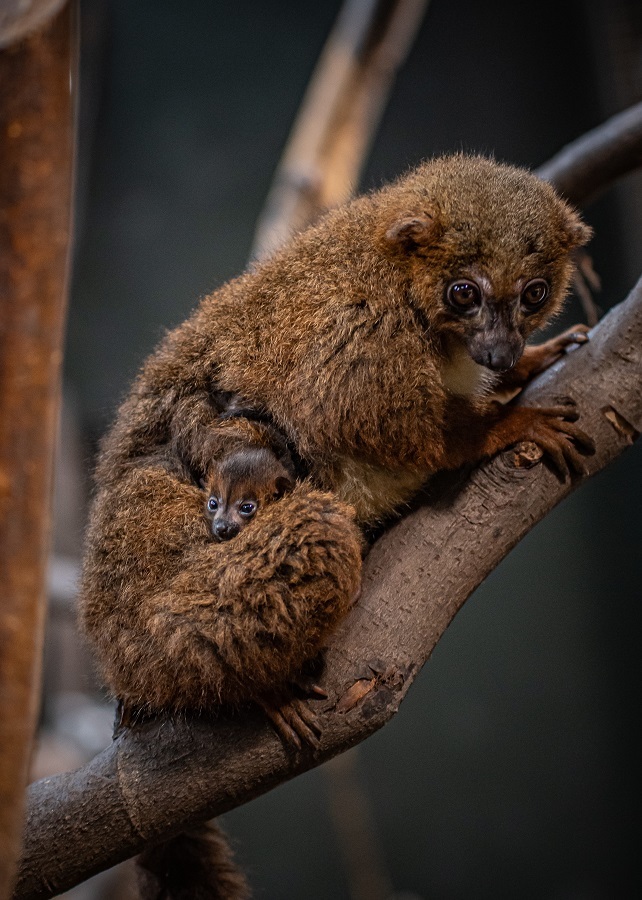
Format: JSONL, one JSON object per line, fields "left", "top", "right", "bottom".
{"left": 15, "top": 273, "right": 642, "bottom": 899}
{"left": 0, "top": 6, "right": 74, "bottom": 898}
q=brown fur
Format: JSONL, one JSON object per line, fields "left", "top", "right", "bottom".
{"left": 82, "top": 474, "right": 360, "bottom": 710}
{"left": 204, "top": 445, "right": 293, "bottom": 542}
{"left": 137, "top": 821, "right": 248, "bottom": 899}
{"left": 79, "top": 154, "right": 593, "bottom": 897}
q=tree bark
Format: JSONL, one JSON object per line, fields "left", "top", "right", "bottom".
{"left": 0, "top": 5, "right": 75, "bottom": 898}
{"left": 14, "top": 103, "right": 642, "bottom": 900}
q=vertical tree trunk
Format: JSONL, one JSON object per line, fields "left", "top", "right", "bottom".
{"left": 0, "top": 4, "right": 75, "bottom": 895}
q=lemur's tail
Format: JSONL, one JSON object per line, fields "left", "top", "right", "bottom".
{"left": 137, "top": 820, "right": 249, "bottom": 899}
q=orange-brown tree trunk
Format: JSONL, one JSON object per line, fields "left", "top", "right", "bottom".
{"left": 0, "top": 4, "right": 75, "bottom": 895}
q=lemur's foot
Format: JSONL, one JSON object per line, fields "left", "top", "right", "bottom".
{"left": 527, "top": 324, "right": 590, "bottom": 377}
{"left": 259, "top": 695, "right": 322, "bottom": 751}
{"left": 511, "top": 402, "right": 595, "bottom": 478}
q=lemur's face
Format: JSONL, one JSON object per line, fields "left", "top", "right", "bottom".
{"left": 207, "top": 480, "right": 261, "bottom": 541}
{"left": 436, "top": 268, "right": 561, "bottom": 372}
{"left": 379, "top": 156, "right": 591, "bottom": 373}
{"left": 204, "top": 447, "right": 293, "bottom": 542}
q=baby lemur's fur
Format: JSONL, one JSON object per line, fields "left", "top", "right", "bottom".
{"left": 204, "top": 445, "right": 294, "bottom": 542}
{"left": 79, "top": 155, "right": 593, "bottom": 898}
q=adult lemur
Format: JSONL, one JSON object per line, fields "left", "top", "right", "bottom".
{"left": 80, "top": 155, "right": 593, "bottom": 898}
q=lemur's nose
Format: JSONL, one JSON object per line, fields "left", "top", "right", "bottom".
{"left": 486, "top": 347, "right": 516, "bottom": 372}
{"left": 214, "top": 520, "right": 240, "bottom": 541}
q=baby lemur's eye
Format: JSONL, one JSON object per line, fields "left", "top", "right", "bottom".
{"left": 207, "top": 497, "right": 218, "bottom": 512}
{"left": 446, "top": 280, "right": 481, "bottom": 311}
{"left": 521, "top": 278, "right": 549, "bottom": 311}
{"left": 239, "top": 501, "right": 257, "bottom": 517}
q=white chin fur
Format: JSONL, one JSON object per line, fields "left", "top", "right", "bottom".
{"left": 440, "top": 343, "right": 500, "bottom": 397}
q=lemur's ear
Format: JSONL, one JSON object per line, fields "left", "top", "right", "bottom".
{"left": 559, "top": 204, "right": 593, "bottom": 250}
{"left": 382, "top": 212, "right": 439, "bottom": 256}
{"left": 275, "top": 475, "right": 294, "bottom": 497}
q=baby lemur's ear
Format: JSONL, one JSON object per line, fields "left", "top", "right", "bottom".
{"left": 381, "top": 210, "right": 439, "bottom": 257}
{"left": 275, "top": 475, "right": 294, "bottom": 497}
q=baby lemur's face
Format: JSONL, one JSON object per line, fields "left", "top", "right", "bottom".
{"left": 382, "top": 156, "right": 592, "bottom": 373}
{"left": 205, "top": 447, "right": 293, "bottom": 542}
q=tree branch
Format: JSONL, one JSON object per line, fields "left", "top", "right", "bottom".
{"left": 536, "top": 100, "right": 642, "bottom": 205}
{"left": 15, "top": 105, "right": 642, "bottom": 899}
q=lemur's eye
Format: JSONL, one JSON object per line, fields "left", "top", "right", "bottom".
{"left": 521, "top": 278, "right": 549, "bottom": 311}
{"left": 446, "top": 280, "right": 481, "bottom": 311}
{"left": 207, "top": 497, "right": 218, "bottom": 512}
{"left": 238, "top": 501, "right": 257, "bottom": 517}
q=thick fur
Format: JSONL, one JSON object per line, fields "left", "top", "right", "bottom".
{"left": 137, "top": 821, "right": 248, "bottom": 900}
{"left": 82, "top": 476, "right": 361, "bottom": 710}
{"left": 79, "top": 155, "right": 592, "bottom": 897}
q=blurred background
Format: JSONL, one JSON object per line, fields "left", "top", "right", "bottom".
{"left": 35, "top": 0, "right": 641, "bottom": 897}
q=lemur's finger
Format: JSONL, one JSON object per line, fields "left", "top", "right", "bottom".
{"left": 259, "top": 701, "right": 302, "bottom": 751}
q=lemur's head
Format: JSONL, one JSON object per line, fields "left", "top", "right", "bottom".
{"left": 379, "top": 155, "right": 592, "bottom": 372}
{"left": 204, "top": 446, "right": 293, "bottom": 542}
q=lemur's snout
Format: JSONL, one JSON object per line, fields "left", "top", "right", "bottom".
{"left": 213, "top": 520, "right": 240, "bottom": 541}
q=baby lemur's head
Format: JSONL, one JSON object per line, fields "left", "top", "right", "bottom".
{"left": 380, "top": 155, "right": 592, "bottom": 372}
{"left": 204, "top": 446, "right": 294, "bottom": 542}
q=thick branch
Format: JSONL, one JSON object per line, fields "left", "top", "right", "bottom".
{"left": 16, "top": 275, "right": 642, "bottom": 899}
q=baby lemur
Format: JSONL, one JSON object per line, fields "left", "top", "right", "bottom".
{"left": 79, "top": 155, "right": 594, "bottom": 899}
{"left": 204, "top": 445, "right": 293, "bottom": 542}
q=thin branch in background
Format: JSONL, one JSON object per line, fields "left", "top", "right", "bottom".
{"left": 324, "top": 750, "right": 394, "bottom": 900}
{"left": 536, "top": 99, "right": 642, "bottom": 205}
{"left": 0, "top": 0, "right": 68, "bottom": 49}
{"left": 535, "top": 103, "right": 642, "bottom": 331}
{"left": 572, "top": 251, "right": 602, "bottom": 327}
{"left": 0, "top": 4, "right": 75, "bottom": 898}
{"left": 250, "top": 0, "right": 429, "bottom": 260}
